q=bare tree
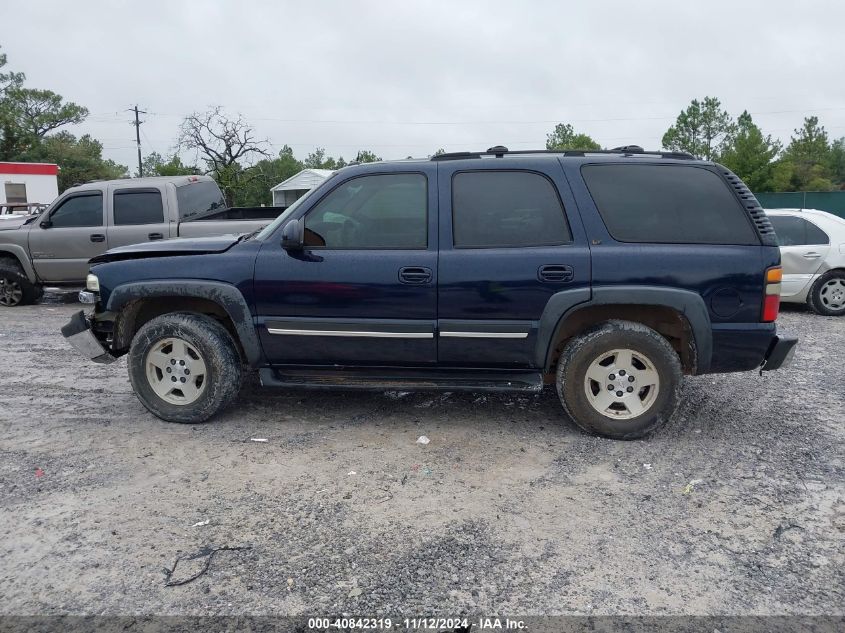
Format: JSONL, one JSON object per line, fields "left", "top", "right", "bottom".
{"left": 178, "top": 106, "right": 269, "bottom": 205}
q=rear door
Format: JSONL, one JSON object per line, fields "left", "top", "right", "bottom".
{"left": 28, "top": 191, "right": 107, "bottom": 282}
{"left": 254, "top": 166, "right": 439, "bottom": 366}
{"left": 436, "top": 159, "right": 591, "bottom": 367}
{"left": 107, "top": 186, "right": 171, "bottom": 248}
{"left": 769, "top": 214, "right": 831, "bottom": 297}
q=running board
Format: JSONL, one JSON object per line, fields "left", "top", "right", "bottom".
{"left": 259, "top": 367, "right": 544, "bottom": 392}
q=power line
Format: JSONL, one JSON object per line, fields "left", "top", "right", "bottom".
{"left": 140, "top": 126, "right": 160, "bottom": 157}
{"left": 135, "top": 106, "right": 845, "bottom": 127}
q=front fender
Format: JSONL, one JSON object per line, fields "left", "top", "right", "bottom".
{"left": 106, "top": 279, "right": 261, "bottom": 366}
{"left": 0, "top": 244, "right": 37, "bottom": 283}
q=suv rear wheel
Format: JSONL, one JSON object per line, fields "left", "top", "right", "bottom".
{"left": 0, "top": 259, "right": 42, "bottom": 307}
{"left": 128, "top": 312, "right": 242, "bottom": 423}
{"left": 808, "top": 270, "right": 845, "bottom": 316}
{"left": 556, "top": 320, "right": 682, "bottom": 439}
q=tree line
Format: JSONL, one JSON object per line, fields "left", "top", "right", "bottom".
{"left": 0, "top": 46, "right": 383, "bottom": 206}
{"left": 547, "top": 96, "right": 845, "bottom": 193}
{"left": 0, "top": 46, "right": 126, "bottom": 190}
{"left": 3, "top": 46, "right": 843, "bottom": 207}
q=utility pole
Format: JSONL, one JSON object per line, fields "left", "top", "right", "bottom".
{"left": 129, "top": 105, "right": 146, "bottom": 177}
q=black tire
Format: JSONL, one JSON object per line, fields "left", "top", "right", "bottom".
{"left": 127, "top": 312, "right": 242, "bottom": 424}
{"left": 0, "top": 259, "right": 42, "bottom": 307}
{"left": 556, "top": 319, "right": 682, "bottom": 440}
{"left": 807, "top": 270, "right": 845, "bottom": 316}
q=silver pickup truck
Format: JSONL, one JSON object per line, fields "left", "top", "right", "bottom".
{"left": 0, "top": 175, "right": 278, "bottom": 306}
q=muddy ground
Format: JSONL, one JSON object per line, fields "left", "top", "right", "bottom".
{"left": 0, "top": 297, "right": 842, "bottom": 618}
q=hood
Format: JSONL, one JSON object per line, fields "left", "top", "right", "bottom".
{"left": 89, "top": 234, "right": 241, "bottom": 264}
{"left": 0, "top": 215, "right": 32, "bottom": 230}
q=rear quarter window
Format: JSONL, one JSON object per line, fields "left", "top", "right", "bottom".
{"left": 581, "top": 164, "right": 758, "bottom": 245}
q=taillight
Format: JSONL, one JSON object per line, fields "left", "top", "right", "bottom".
{"left": 762, "top": 266, "right": 782, "bottom": 322}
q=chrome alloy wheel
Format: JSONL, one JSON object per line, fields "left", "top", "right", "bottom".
{"left": 144, "top": 338, "right": 207, "bottom": 405}
{"left": 819, "top": 278, "right": 845, "bottom": 310}
{"left": 584, "top": 348, "right": 660, "bottom": 419}
{"left": 0, "top": 277, "right": 23, "bottom": 306}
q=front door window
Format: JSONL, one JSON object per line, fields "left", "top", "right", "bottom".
{"left": 304, "top": 173, "right": 427, "bottom": 249}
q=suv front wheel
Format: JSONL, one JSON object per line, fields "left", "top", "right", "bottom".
{"left": 556, "top": 320, "right": 682, "bottom": 439}
{"left": 128, "top": 312, "right": 242, "bottom": 423}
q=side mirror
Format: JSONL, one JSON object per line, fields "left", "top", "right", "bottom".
{"left": 281, "top": 218, "right": 304, "bottom": 250}
{"left": 40, "top": 219, "right": 52, "bottom": 229}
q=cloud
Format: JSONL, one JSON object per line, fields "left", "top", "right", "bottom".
{"left": 4, "top": 0, "right": 843, "bottom": 169}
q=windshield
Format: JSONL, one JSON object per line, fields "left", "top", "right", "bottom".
{"left": 255, "top": 173, "right": 336, "bottom": 240}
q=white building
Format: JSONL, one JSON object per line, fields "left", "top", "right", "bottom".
{"left": 270, "top": 168, "right": 333, "bottom": 208}
{"left": 0, "top": 162, "right": 59, "bottom": 205}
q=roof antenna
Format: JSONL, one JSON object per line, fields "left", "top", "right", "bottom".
{"left": 487, "top": 145, "right": 509, "bottom": 157}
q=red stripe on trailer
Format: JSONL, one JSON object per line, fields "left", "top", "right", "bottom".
{"left": 0, "top": 162, "right": 59, "bottom": 176}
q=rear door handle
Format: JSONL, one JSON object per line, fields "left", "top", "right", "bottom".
{"left": 399, "top": 266, "right": 432, "bottom": 285}
{"left": 148, "top": 232, "right": 164, "bottom": 240}
{"left": 89, "top": 234, "right": 105, "bottom": 243}
{"left": 538, "top": 264, "right": 573, "bottom": 282}
{"left": 802, "top": 252, "right": 821, "bottom": 259}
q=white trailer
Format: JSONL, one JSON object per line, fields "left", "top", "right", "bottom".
{"left": 0, "top": 162, "right": 59, "bottom": 206}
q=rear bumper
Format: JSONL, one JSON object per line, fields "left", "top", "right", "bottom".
{"left": 60, "top": 310, "right": 116, "bottom": 364}
{"left": 761, "top": 335, "right": 798, "bottom": 371}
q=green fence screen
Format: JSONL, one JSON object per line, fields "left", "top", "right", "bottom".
{"left": 754, "top": 191, "right": 845, "bottom": 219}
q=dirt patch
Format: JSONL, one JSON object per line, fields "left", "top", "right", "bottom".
{"left": 0, "top": 300, "right": 842, "bottom": 616}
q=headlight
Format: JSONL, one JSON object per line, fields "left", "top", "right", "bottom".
{"left": 86, "top": 274, "right": 100, "bottom": 292}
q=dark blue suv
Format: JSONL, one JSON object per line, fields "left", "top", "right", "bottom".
{"left": 62, "top": 146, "right": 797, "bottom": 439}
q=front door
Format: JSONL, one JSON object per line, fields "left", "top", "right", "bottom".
{"left": 254, "top": 168, "right": 438, "bottom": 366}
{"left": 29, "top": 191, "right": 107, "bottom": 282}
{"left": 436, "top": 161, "right": 591, "bottom": 367}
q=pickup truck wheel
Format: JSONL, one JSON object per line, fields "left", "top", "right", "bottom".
{"left": 808, "top": 271, "right": 845, "bottom": 316}
{"left": 0, "top": 259, "right": 42, "bottom": 307}
{"left": 556, "top": 320, "right": 682, "bottom": 440}
{"left": 128, "top": 313, "right": 242, "bottom": 423}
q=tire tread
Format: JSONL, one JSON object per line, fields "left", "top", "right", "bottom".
{"left": 128, "top": 312, "right": 242, "bottom": 423}
{"left": 556, "top": 319, "right": 682, "bottom": 440}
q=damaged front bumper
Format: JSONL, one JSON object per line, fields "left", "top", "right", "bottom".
{"left": 61, "top": 310, "right": 116, "bottom": 364}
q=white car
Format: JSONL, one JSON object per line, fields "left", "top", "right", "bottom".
{"left": 766, "top": 208, "right": 845, "bottom": 316}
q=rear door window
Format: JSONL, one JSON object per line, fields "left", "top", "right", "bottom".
{"left": 581, "top": 164, "right": 758, "bottom": 245}
{"left": 113, "top": 189, "right": 164, "bottom": 225}
{"left": 451, "top": 171, "right": 571, "bottom": 248}
{"left": 770, "top": 215, "right": 830, "bottom": 246}
{"left": 803, "top": 219, "right": 830, "bottom": 245}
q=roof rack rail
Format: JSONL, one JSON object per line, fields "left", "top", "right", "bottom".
{"left": 430, "top": 146, "right": 696, "bottom": 161}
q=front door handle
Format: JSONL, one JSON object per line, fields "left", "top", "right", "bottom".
{"left": 148, "top": 232, "right": 164, "bottom": 240}
{"left": 538, "top": 264, "right": 573, "bottom": 282}
{"left": 90, "top": 234, "right": 106, "bottom": 243}
{"left": 399, "top": 266, "right": 432, "bottom": 285}
{"left": 802, "top": 252, "right": 821, "bottom": 259}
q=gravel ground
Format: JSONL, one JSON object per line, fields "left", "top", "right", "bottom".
{"left": 0, "top": 297, "right": 842, "bottom": 618}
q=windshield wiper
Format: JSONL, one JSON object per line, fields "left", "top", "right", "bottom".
{"left": 237, "top": 228, "right": 262, "bottom": 242}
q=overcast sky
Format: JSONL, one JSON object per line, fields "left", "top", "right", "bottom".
{"left": 4, "top": 0, "right": 844, "bottom": 171}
